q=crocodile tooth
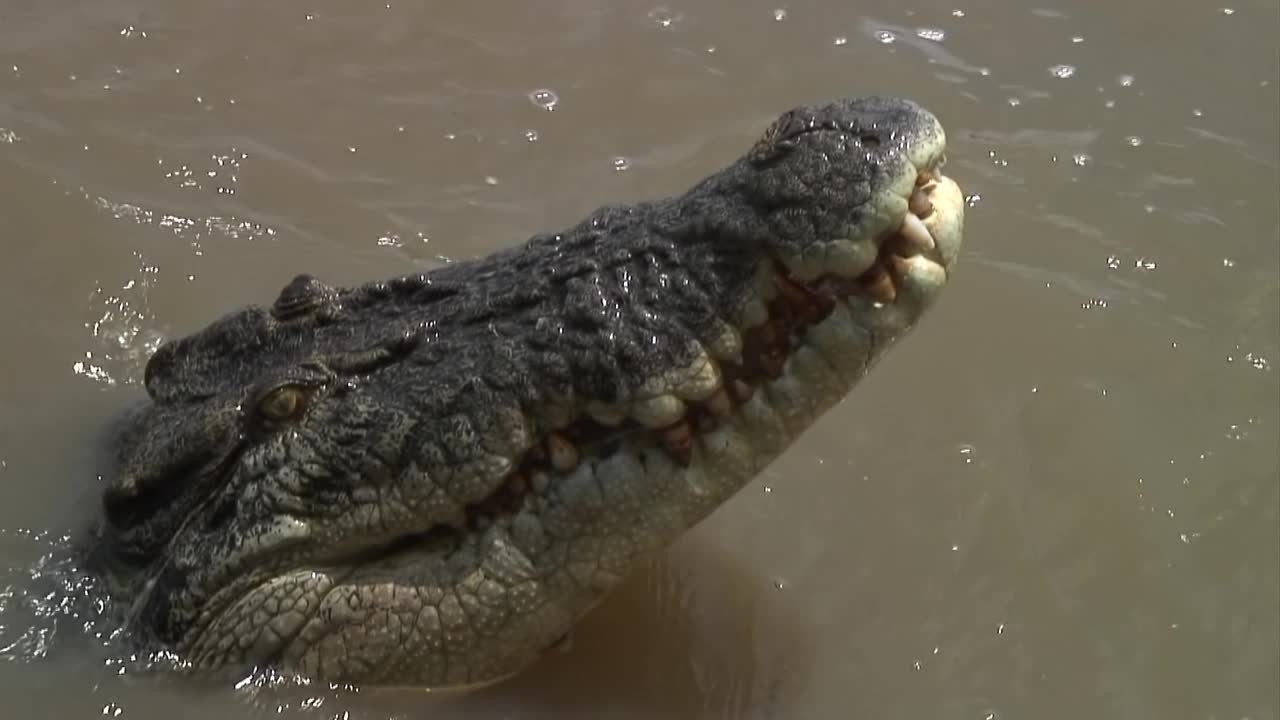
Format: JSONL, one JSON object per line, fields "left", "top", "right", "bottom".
{"left": 660, "top": 420, "right": 694, "bottom": 467}
{"left": 705, "top": 321, "right": 743, "bottom": 363}
{"left": 704, "top": 387, "right": 733, "bottom": 418}
{"left": 824, "top": 238, "right": 879, "bottom": 278}
{"left": 630, "top": 394, "right": 686, "bottom": 428}
{"left": 586, "top": 402, "right": 627, "bottom": 427}
{"left": 738, "top": 298, "right": 769, "bottom": 328}
{"left": 860, "top": 265, "right": 897, "bottom": 304}
{"left": 800, "top": 244, "right": 832, "bottom": 281}
{"left": 546, "top": 432, "right": 580, "bottom": 471}
{"left": 672, "top": 353, "right": 721, "bottom": 402}
{"left": 909, "top": 187, "right": 934, "bottom": 218}
{"left": 895, "top": 212, "right": 936, "bottom": 256}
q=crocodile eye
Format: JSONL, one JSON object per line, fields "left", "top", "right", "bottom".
{"left": 257, "top": 385, "right": 306, "bottom": 421}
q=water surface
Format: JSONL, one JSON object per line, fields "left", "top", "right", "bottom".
{"left": 1, "top": 1, "right": 1277, "bottom": 718}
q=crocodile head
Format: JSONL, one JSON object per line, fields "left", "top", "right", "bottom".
{"left": 94, "top": 96, "right": 964, "bottom": 687}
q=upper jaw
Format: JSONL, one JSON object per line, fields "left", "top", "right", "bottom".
{"left": 769, "top": 150, "right": 963, "bottom": 312}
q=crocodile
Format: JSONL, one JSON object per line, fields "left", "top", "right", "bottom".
{"left": 91, "top": 95, "right": 965, "bottom": 688}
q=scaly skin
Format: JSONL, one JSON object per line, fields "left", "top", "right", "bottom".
{"left": 92, "top": 96, "right": 965, "bottom": 687}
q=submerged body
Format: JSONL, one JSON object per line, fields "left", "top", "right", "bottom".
{"left": 93, "top": 96, "right": 965, "bottom": 687}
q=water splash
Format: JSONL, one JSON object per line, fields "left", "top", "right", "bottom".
{"left": 0, "top": 528, "right": 113, "bottom": 663}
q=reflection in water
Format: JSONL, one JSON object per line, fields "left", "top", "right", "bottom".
{"left": 0, "top": 532, "right": 808, "bottom": 719}
{"left": 233, "top": 541, "right": 809, "bottom": 719}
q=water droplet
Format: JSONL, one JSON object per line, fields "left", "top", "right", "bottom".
{"left": 484, "top": 176, "right": 498, "bottom": 186}
{"left": 529, "top": 89, "right": 559, "bottom": 111}
{"left": 611, "top": 156, "right": 631, "bottom": 171}
{"left": 648, "top": 8, "right": 682, "bottom": 28}
{"left": 1106, "top": 255, "right": 1121, "bottom": 269}
{"left": 1221, "top": 257, "right": 1235, "bottom": 268}
{"left": 1048, "top": 64, "right": 1076, "bottom": 79}
{"left": 1072, "top": 153, "right": 1090, "bottom": 166}
{"left": 916, "top": 27, "right": 946, "bottom": 42}
{"left": 833, "top": 36, "right": 848, "bottom": 46}
{"left": 1135, "top": 257, "right": 1156, "bottom": 271}
{"left": 952, "top": 9, "right": 966, "bottom": 17}
{"left": 1006, "top": 97, "right": 1022, "bottom": 107}
{"left": 1118, "top": 74, "right": 1135, "bottom": 87}
{"left": 964, "top": 193, "right": 981, "bottom": 207}
{"left": 772, "top": 8, "right": 788, "bottom": 21}
{"left": 1220, "top": 7, "right": 1235, "bottom": 15}
{"left": 1126, "top": 135, "right": 1143, "bottom": 147}
{"left": 874, "top": 30, "right": 896, "bottom": 44}
{"left": 523, "top": 129, "right": 539, "bottom": 142}
{"left": 772, "top": 578, "right": 787, "bottom": 590}
{"left": 1192, "top": 108, "right": 1204, "bottom": 117}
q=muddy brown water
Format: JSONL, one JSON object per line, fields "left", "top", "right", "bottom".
{"left": 1, "top": 1, "right": 1277, "bottom": 718}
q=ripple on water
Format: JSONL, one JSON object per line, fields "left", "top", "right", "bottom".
{"left": 647, "top": 7, "right": 684, "bottom": 29}
{"left": 529, "top": 88, "right": 559, "bottom": 111}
